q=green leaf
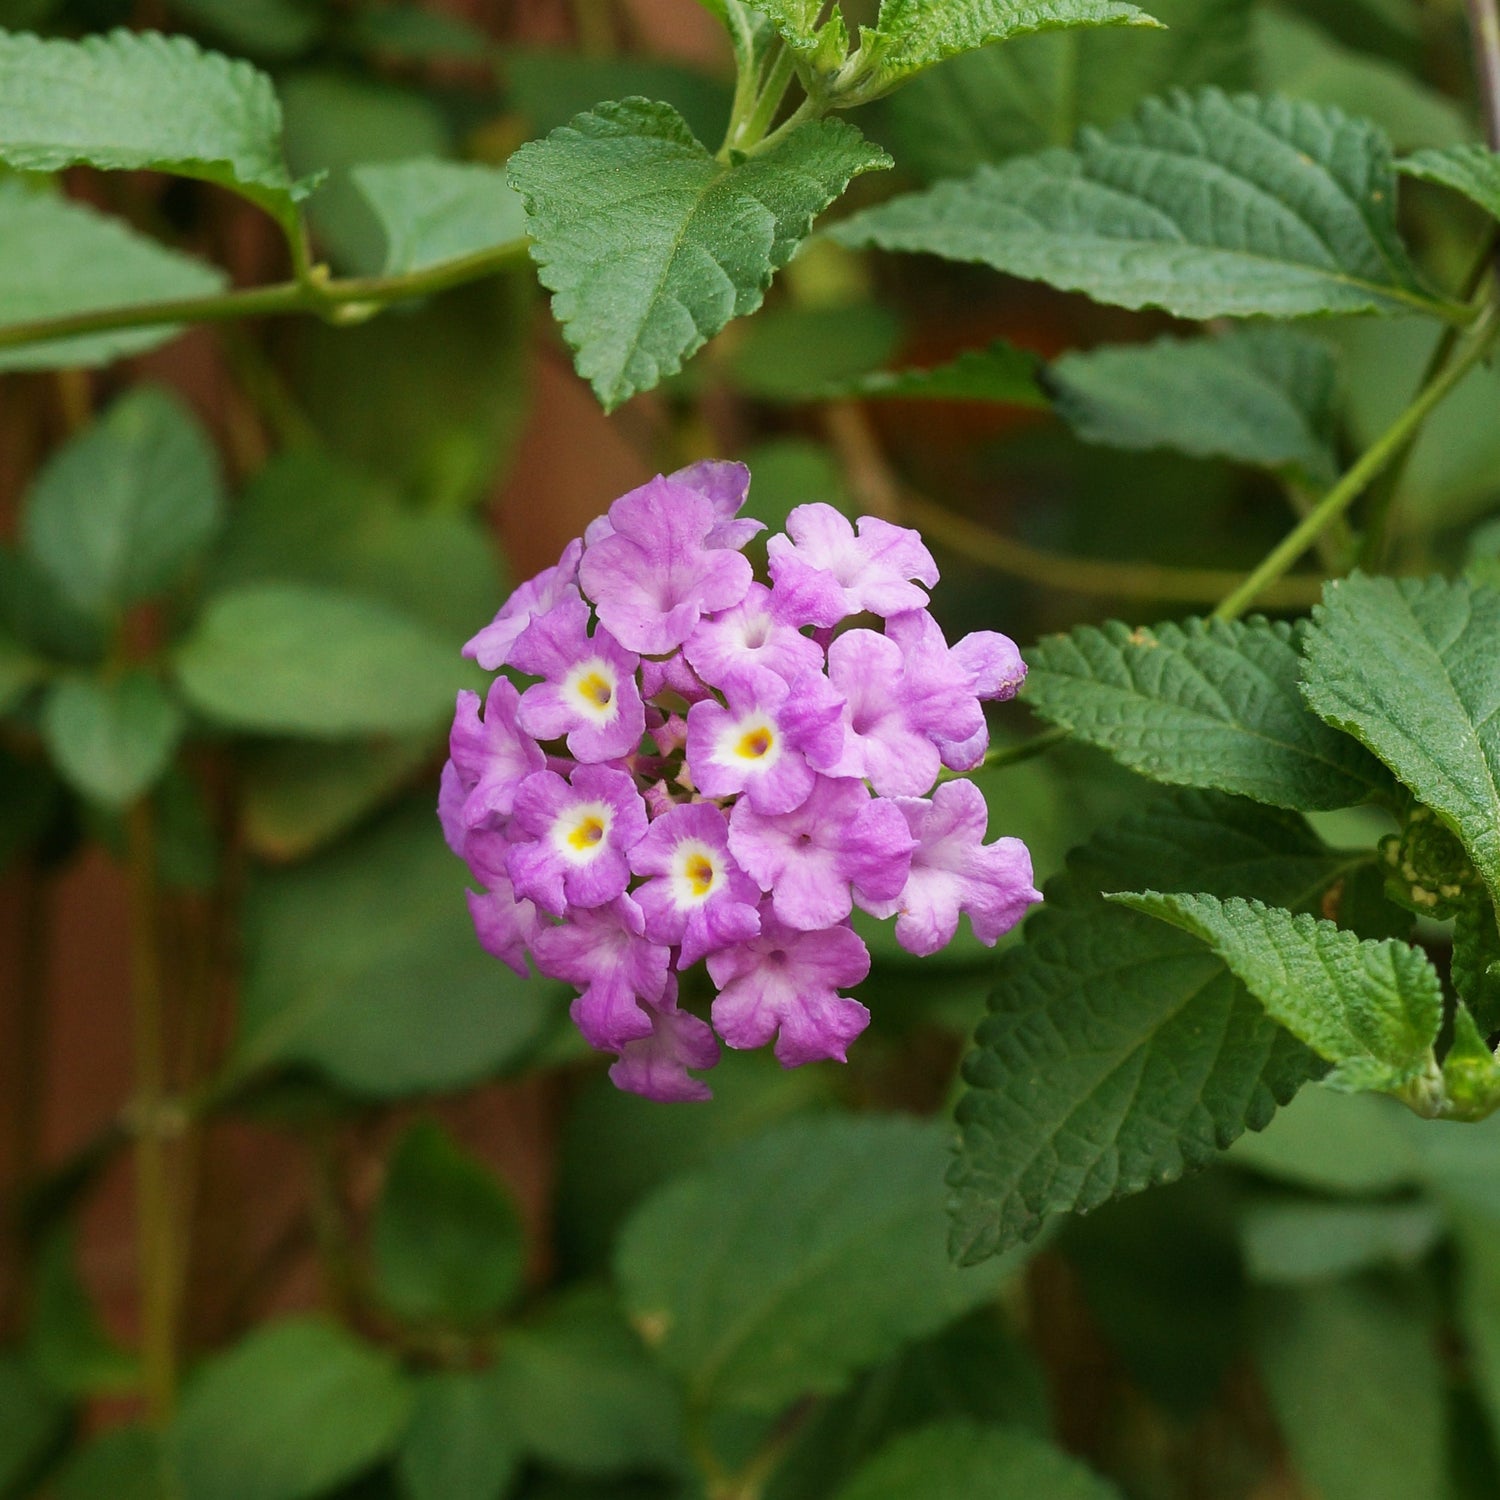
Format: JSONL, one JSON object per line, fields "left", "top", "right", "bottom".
{"left": 742, "top": 0, "right": 847, "bottom": 65}
{"left": 169, "top": 0, "right": 326, "bottom": 62}
{"left": 861, "top": 0, "right": 1160, "bottom": 92}
{"left": 1254, "top": 1280, "right": 1447, "bottom": 1500}
{"left": 0, "top": 625, "right": 44, "bottom": 714}
{"left": 0, "top": 1354, "right": 66, "bottom": 1496}
{"left": 951, "top": 790, "right": 1339, "bottom": 1264}
{"left": 510, "top": 100, "right": 890, "bottom": 409}
{"left": 170, "top": 1319, "right": 411, "bottom": 1500}
{"left": 40, "top": 674, "right": 185, "bottom": 808}
{"left": 57, "top": 1428, "right": 174, "bottom": 1500}
{"left": 234, "top": 804, "right": 561, "bottom": 1097}
{"left": 1454, "top": 898, "right": 1500, "bottom": 1035}
{"left": 1117, "top": 892, "right": 1443, "bottom": 1102}
{"left": 22, "top": 387, "right": 225, "bottom": 619}
{"left": 349, "top": 159, "right": 528, "bottom": 275}
{"left": 29, "top": 1228, "right": 139, "bottom": 1396}
{"left": 1240, "top": 1196, "right": 1444, "bottom": 1284}
{"left": 172, "top": 584, "right": 460, "bottom": 738}
{"left": 828, "top": 338, "right": 1047, "bottom": 405}
{"left": 616, "top": 1115, "right": 1034, "bottom": 1412}
{"left": 372, "top": 1120, "right": 525, "bottom": 1327}
{"left": 1023, "top": 617, "right": 1393, "bottom": 812}
{"left": 344, "top": 6, "right": 492, "bottom": 63}
{"left": 723, "top": 304, "right": 904, "bottom": 401}
{"left": 487, "top": 1285, "right": 688, "bottom": 1476}
{"left": 1301, "top": 574, "right": 1500, "bottom": 906}
{"left": 0, "top": 27, "right": 312, "bottom": 223}
{"left": 1048, "top": 328, "right": 1339, "bottom": 482}
{"left": 0, "top": 182, "right": 226, "bottom": 372}
{"left": 1455, "top": 1214, "right": 1500, "bottom": 1442}
{"left": 830, "top": 1422, "right": 1121, "bottom": 1500}
{"left": 1400, "top": 144, "right": 1500, "bottom": 222}
{"left": 394, "top": 1372, "right": 520, "bottom": 1500}
{"left": 834, "top": 89, "right": 1447, "bottom": 321}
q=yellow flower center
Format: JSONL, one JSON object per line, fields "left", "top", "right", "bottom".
{"left": 736, "top": 725, "right": 774, "bottom": 760}
{"left": 685, "top": 853, "right": 716, "bottom": 897}
{"left": 568, "top": 815, "right": 606, "bottom": 851}
{"left": 577, "top": 671, "right": 613, "bottom": 708}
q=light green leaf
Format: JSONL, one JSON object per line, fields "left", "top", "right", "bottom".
{"left": 1301, "top": 574, "right": 1500, "bottom": 907}
{"left": 1049, "top": 328, "right": 1339, "bottom": 481}
{"left": 617, "top": 1115, "right": 1027, "bottom": 1411}
{"left": 395, "top": 1372, "right": 520, "bottom": 1500}
{"left": 234, "top": 804, "right": 561, "bottom": 1097}
{"left": 829, "top": 338, "right": 1046, "bottom": 404}
{"left": 41, "top": 674, "right": 184, "bottom": 808}
{"left": 1400, "top": 143, "right": 1500, "bottom": 221}
{"left": 170, "top": 1319, "right": 411, "bottom": 1500}
{"left": 1254, "top": 1281, "right": 1447, "bottom": 1500}
{"left": 834, "top": 89, "right": 1447, "bottom": 321}
{"left": 56, "top": 1428, "right": 174, "bottom": 1500}
{"left": 0, "top": 27, "right": 312, "bottom": 222}
{"left": 831, "top": 1421, "right": 1121, "bottom": 1500}
{"left": 951, "top": 790, "right": 1341, "bottom": 1264}
{"left": 744, "top": 0, "right": 847, "bottom": 65}
{"left": 0, "top": 182, "right": 226, "bottom": 372}
{"left": 23, "top": 387, "right": 224, "bottom": 619}
{"left": 510, "top": 99, "right": 890, "bottom": 409}
{"left": 1023, "top": 617, "right": 1393, "bottom": 812}
{"left": 1117, "top": 892, "right": 1443, "bottom": 1102}
{"left": 172, "top": 584, "right": 460, "bottom": 737}
{"left": 350, "top": 158, "right": 528, "bottom": 275}
{"left": 372, "top": 1121, "right": 525, "bottom": 1327}
{"left": 1241, "top": 1196, "right": 1443, "bottom": 1284}
{"left": 861, "top": 0, "right": 1160, "bottom": 92}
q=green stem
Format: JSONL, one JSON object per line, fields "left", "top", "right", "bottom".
{"left": 731, "top": 42, "right": 799, "bottom": 155}
{"left": 1467, "top": 0, "right": 1500, "bottom": 150}
{"left": 0, "top": 239, "right": 531, "bottom": 358}
{"left": 1214, "top": 300, "right": 1500, "bottom": 622}
{"left": 953, "top": 727, "right": 1070, "bottom": 779}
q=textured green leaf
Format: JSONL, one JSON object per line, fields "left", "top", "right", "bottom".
{"left": 835, "top": 89, "right": 1446, "bottom": 321}
{"left": 1400, "top": 143, "right": 1500, "bottom": 221}
{"left": 1118, "top": 892, "right": 1442, "bottom": 1101}
{"left": 831, "top": 1421, "right": 1121, "bottom": 1500}
{"left": 234, "top": 804, "right": 561, "bottom": 1097}
{"left": 1023, "top": 617, "right": 1392, "bottom": 812}
{"left": 828, "top": 338, "right": 1047, "bottom": 404}
{"left": 395, "top": 1372, "right": 520, "bottom": 1500}
{"left": 510, "top": 99, "right": 890, "bottom": 409}
{"left": 350, "top": 158, "right": 528, "bottom": 275}
{"left": 1301, "top": 575, "right": 1500, "bottom": 906}
{"left": 0, "top": 27, "right": 311, "bottom": 221}
{"left": 862, "top": 0, "right": 1159, "bottom": 90}
{"left": 1048, "top": 328, "right": 1339, "bottom": 481}
{"left": 1254, "top": 1281, "right": 1447, "bottom": 1500}
{"left": 170, "top": 1320, "right": 411, "bottom": 1500}
{"left": 372, "top": 1121, "right": 525, "bottom": 1327}
{"left": 172, "top": 584, "right": 459, "bottom": 737}
{"left": 0, "top": 183, "right": 225, "bottom": 372}
{"left": 1241, "top": 1196, "right": 1443, "bottom": 1284}
{"left": 22, "top": 388, "right": 224, "bottom": 619}
{"left": 617, "top": 1115, "right": 1025, "bottom": 1411}
{"left": 951, "top": 790, "right": 1339, "bottom": 1264}
{"left": 40, "top": 675, "right": 185, "bottom": 808}
{"left": 882, "top": 0, "right": 1253, "bottom": 182}
{"left": 740, "top": 0, "right": 847, "bottom": 66}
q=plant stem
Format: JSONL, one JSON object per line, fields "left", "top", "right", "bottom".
{"left": 730, "top": 41, "right": 799, "bottom": 155}
{"left": 127, "top": 799, "right": 178, "bottom": 1425}
{"left": 1467, "top": 0, "right": 1500, "bottom": 150}
{"left": 1214, "top": 299, "right": 1500, "bottom": 622}
{"left": 0, "top": 239, "right": 531, "bottom": 357}
{"left": 942, "top": 727, "right": 1070, "bottom": 780}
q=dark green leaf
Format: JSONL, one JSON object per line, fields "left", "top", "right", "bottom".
{"left": 829, "top": 1421, "right": 1121, "bottom": 1500}
{"left": 350, "top": 159, "right": 528, "bottom": 275}
{"left": 56, "top": 1428, "right": 174, "bottom": 1500}
{"left": 0, "top": 544, "right": 105, "bottom": 665}
{"left": 1300, "top": 575, "right": 1500, "bottom": 905}
{"left": 617, "top": 1115, "right": 1033, "bottom": 1412}
{"left": 169, "top": 0, "right": 324, "bottom": 60}
{"left": 395, "top": 1371, "right": 520, "bottom": 1500}
{"left": 0, "top": 1354, "right": 65, "bottom": 1495}
{"left": 1242, "top": 1196, "right": 1443, "bottom": 1284}
{"left": 0, "top": 182, "right": 226, "bottom": 372}
{"left": 0, "top": 625, "right": 43, "bottom": 713}
{"left": 344, "top": 6, "right": 491, "bottom": 62}
{"left": 828, "top": 339, "right": 1047, "bottom": 405}
{"left": 1400, "top": 144, "right": 1500, "bottom": 220}
{"left": 234, "top": 804, "right": 561, "bottom": 1097}
{"left": 510, "top": 100, "right": 890, "bottom": 409}
{"left": 1455, "top": 1214, "right": 1500, "bottom": 1441}
{"left": 372, "top": 1121, "right": 524, "bottom": 1327}
{"left": 835, "top": 89, "right": 1447, "bottom": 320}
{"left": 170, "top": 1319, "right": 411, "bottom": 1500}
{"left": 723, "top": 305, "right": 903, "bottom": 401}
{"left": 1023, "top": 617, "right": 1392, "bottom": 812}
{"left": 29, "top": 1228, "right": 138, "bottom": 1396}
{"left": 40, "top": 674, "right": 184, "bottom": 808}
{"left": 0, "top": 27, "right": 312, "bottom": 221}
{"left": 1048, "top": 328, "right": 1339, "bottom": 481}
{"left": 951, "top": 790, "right": 1338, "bottom": 1264}
{"left": 1454, "top": 898, "right": 1500, "bottom": 1035}
{"left": 22, "top": 387, "right": 225, "bottom": 619}
{"left": 172, "top": 584, "right": 460, "bottom": 738}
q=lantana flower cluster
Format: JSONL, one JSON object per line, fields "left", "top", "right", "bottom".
{"left": 439, "top": 461, "right": 1040, "bottom": 1101}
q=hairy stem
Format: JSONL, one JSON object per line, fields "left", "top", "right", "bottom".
{"left": 1215, "top": 299, "right": 1500, "bottom": 622}
{"left": 730, "top": 41, "right": 799, "bottom": 155}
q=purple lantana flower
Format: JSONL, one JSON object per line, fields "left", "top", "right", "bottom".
{"left": 766, "top": 504, "right": 938, "bottom": 626}
{"left": 463, "top": 538, "right": 583, "bottom": 671}
{"left": 629, "top": 802, "right": 761, "bottom": 966}
{"left": 707, "top": 905, "right": 872, "bottom": 1065}
{"left": 446, "top": 679, "right": 546, "bottom": 832}
{"left": 465, "top": 875, "right": 539, "bottom": 978}
{"left": 862, "top": 780, "right": 1041, "bottom": 955}
{"left": 579, "top": 473, "right": 754, "bottom": 654}
{"left": 728, "top": 775, "right": 914, "bottom": 931}
{"left": 685, "top": 668, "right": 844, "bottom": 814}
{"left": 506, "top": 764, "right": 647, "bottom": 916}
{"left": 683, "top": 582, "right": 825, "bottom": 690}
{"left": 609, "top": 979, "right": 721, "bottom": 1102}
